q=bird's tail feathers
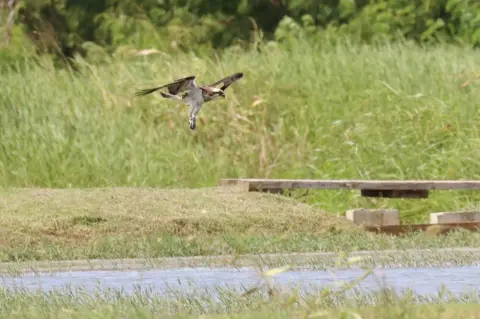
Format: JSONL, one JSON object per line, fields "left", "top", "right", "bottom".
{"left": 134, "top": 87, "right": 161, "bottom": 97}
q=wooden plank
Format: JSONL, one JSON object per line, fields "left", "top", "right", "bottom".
{"left": 364, "top": 222, "right": 480, "bottom": 235}
{"left": 218, "top": 179, "right": 480, "bottom": 191}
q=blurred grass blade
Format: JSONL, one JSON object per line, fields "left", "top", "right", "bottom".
{"left": 262, "top": 265, "right": 292, "bottom": 277}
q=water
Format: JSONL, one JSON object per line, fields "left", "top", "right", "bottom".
{"left": 2, "top": 265, "right": 480, "bottom": 296}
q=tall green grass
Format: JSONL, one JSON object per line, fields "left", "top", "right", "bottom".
{"left": 0, "top": 283, "right": 479, "bottom": 318}
{"left": 1, "top": 39, "right": 480, "bottom": 222}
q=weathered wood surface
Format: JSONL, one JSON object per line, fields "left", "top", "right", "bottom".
{"left": 364, "top": 222, "right": 480, "bottom": 235}
{"left": 217, "top": 179, "right": 480, "bottom": 191}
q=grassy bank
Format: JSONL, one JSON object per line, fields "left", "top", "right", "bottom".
{"left": 1, "top": 39, "right": 480, "bottom": 222}
{"left": 0, "top": 187, "right": 479, "bottom": 262}
{"left": 0, "top": 284, "right": 479, "bottom": 318}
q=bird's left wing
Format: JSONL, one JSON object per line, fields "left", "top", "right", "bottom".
{"left": 135, "top": 76, "right": 197, "bottom": 97}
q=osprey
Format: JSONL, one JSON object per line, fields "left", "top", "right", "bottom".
{"left": 135, "top": 72, "right": 243, "bottom": 130}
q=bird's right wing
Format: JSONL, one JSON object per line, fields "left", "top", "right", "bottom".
{"left": 208, "top": 72, "right": 243, "bottom": 91}
{"left": 135, "top": 76, "right": 197, "bottom": 97}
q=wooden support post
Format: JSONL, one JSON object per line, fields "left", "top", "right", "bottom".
{"left": 430, "top": 211, "right": 480, "bottom": 224}
{"left": 360, "top": 189, "right": 429, "bottom": 198}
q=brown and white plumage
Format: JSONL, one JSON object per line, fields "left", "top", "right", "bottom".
{"left": 207, "top": 72, "right": 244, "bottom": 91}
{"left": 135, "top": 72, "right": 243, "bottom": 130}
{"left": 134, "top": 75, "right": 197, "bottom": 97}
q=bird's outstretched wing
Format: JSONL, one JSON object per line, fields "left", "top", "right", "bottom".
{"left": 135, "top": 75, "right": 197, "bottom": 97}
{"left": 208, "top": 72, "right": 243, "bottom": 91}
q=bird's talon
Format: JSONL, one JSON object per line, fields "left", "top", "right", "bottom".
{"left": 189, "top": 118, "right": 196, "bottom": 130}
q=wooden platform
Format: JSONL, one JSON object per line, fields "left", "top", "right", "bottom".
{"left": 218, "top": 178, "right": 480, "bottom": 235}
{"left": 217, "top": 178, "right": 480, "bottom": 198}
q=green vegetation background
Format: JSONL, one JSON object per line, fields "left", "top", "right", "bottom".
{"left": 2, "top": 0, "right": 480, "bottom": 64}
{"left": 1, "top": 0, "right": 480, "bottom": 223}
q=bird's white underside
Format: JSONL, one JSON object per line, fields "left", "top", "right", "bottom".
{"left": 155, "top": 79, "right": 204, "bottom": 119}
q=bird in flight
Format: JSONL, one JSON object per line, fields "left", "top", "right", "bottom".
{"left": 135, "top": 72, "right": 243, "bottom": 130}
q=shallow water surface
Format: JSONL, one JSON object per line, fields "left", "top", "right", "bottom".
{"left": 2, "top": 265, "right": 480, "bottom": 296}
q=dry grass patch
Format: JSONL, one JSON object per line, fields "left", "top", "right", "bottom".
{"left": 1, "top": 187, "right": 479, "bottom": 262}
{"left": 0, "top": 187, "right": 355, "bottom": 245}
